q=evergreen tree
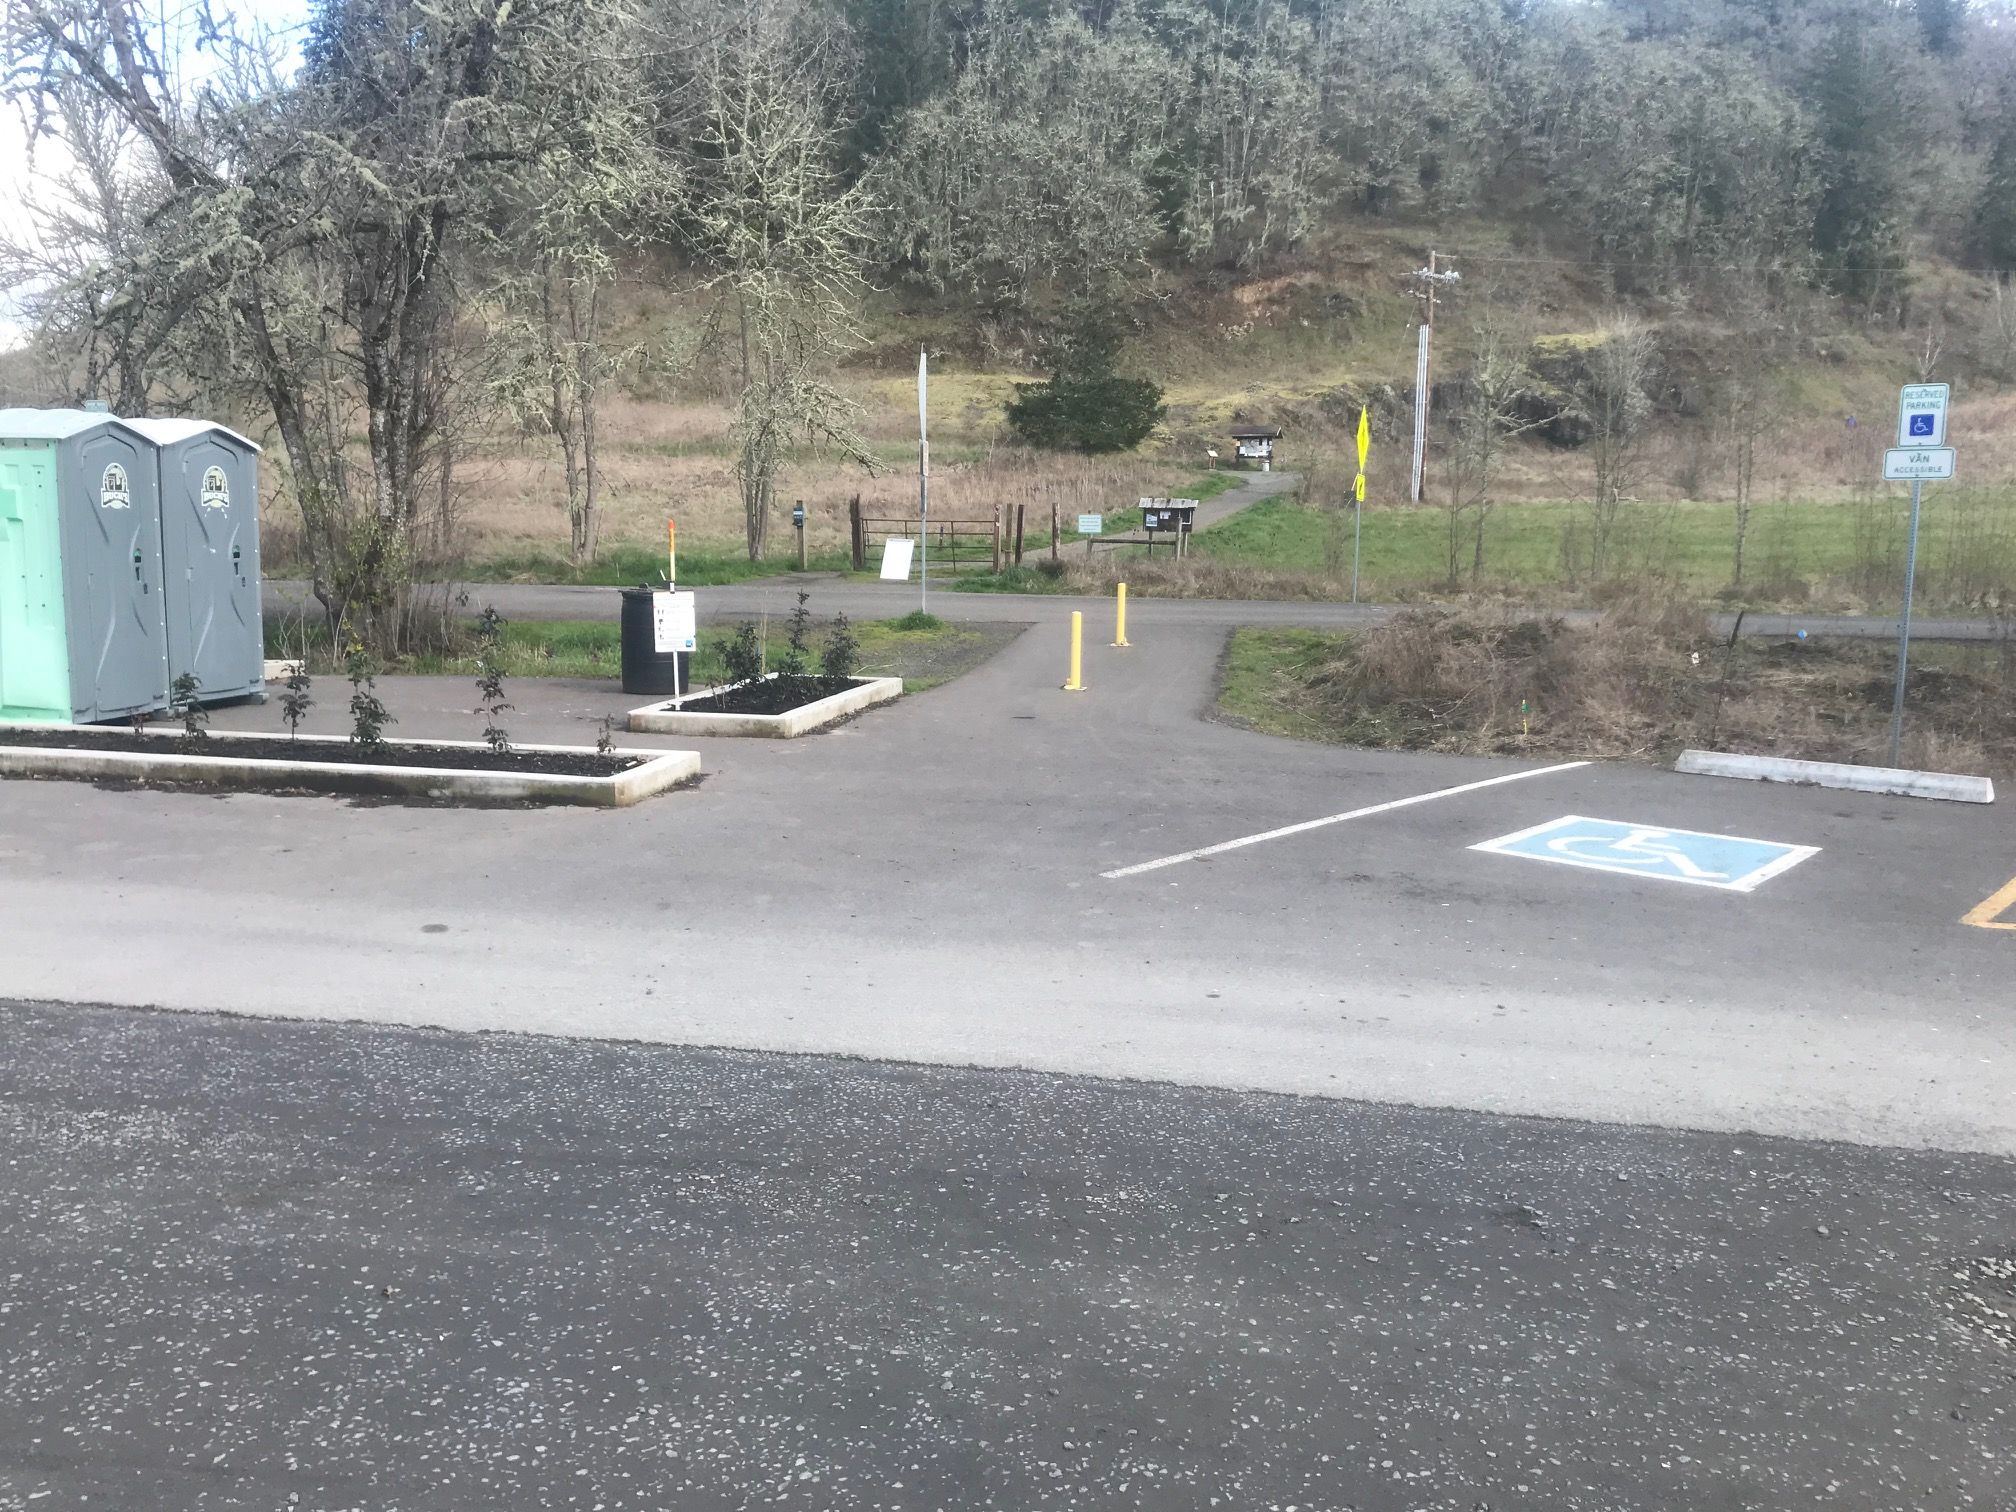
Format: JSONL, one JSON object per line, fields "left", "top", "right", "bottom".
{"left": 1806, "top": 22, "right": 1913, "bottom": 301}
{"left": 1977, "top": 93, "right": 2016, "bottom": 273}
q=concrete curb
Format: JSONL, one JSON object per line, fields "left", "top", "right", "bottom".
{"left": 1674, "top": 749, "right": 1995, "bottom": 804}
{"left": 262, "top": 659, "right": 301, "bottom": 682}
{"left": 0, "top": 725, "right": 701, "bottom": 807}
{"left": 628, "top": 676, "right": 903, "bottom": 739}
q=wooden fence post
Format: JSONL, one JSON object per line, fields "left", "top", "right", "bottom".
{"left": 1014, "top": 504, "right": 1025, "bottom": 565}
{"left": 849, "top": 495, "right": 863, "bottom": 571}
{"left": 992, "top": 504, "right": 1003, "bottom": 573}
{"left": 1050, "top": 499, "right": 1060, "bottom": 564}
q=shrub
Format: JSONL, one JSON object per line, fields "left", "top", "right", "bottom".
{"left": 345, "top": 645, "right": 395, "bottom": 750}
{"left": 170, "top": 672, "right": 207, "bottom": 746}
{"left": 721, "top": 622, "right": 765, "bottom": 686}
{"left": 821, "top": 613, "right": 859, "bottom": 679}
{"left": 474, "top": 605, "right": 512, "bottom": 753}
{"left": 778, "top": 591, "right": 814, "bottom": 677}
{"left": 1006, "top": 371, "right": 1164, "bottom": 453}
{"left": 278, "top": 665, "right": 313, "bottom": 740}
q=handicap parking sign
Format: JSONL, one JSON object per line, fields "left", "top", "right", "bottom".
{"left": 1908, "top": 412, "right": 1937, "bottom": 438}
{"left": 1471, "top": 815, "right": 1818, "bottom": 893}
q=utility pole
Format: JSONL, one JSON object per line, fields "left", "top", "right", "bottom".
{"left": 1409, "top": 251, "right": 1460, "bottom": 504}
{"left": 918, "top": 348, "right": 929, "bottom": 615}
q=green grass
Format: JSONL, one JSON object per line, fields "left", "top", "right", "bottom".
{"left": 458, "top": 543, "right": 855, "bottom": 588}
{"left": 268, "top": 613, "right": 1001, "bottom": 693}
{"left": 953, "top": 564, "right": 1074, "bottom": 594}
{"left": 1189, "top": 491, "right": 2016, "bottom": 611}
{"left": 1215, "top": 627, "right": 1352, "bottom": 743}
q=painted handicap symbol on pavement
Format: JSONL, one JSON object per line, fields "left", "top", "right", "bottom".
{"left": 1471, "top": 815, "right": 1818, "bottom": 893}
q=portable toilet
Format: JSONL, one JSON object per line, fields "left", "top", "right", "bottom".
{"left": 0, "top": 408, "right": 170, "bottom": 723}
{"left": 126, "top": 418, "right": 265, "bottom": 703}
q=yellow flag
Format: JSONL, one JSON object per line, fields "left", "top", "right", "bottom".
{"left": 1355, "top": 405, "right": 1371, "bottom": 469}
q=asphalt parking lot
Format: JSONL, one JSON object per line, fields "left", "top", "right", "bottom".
{"left": 1, "top": 610, "right": 2009, "bottom": 1155}
{"left": 1, "top": 997, "right": 2011, "bottom": 1512}
{"left": 4, "top": 600, "right": 2014, "bottom": 1510}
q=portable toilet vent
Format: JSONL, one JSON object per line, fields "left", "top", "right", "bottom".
{"left": 0, "top": 408, "right": 170, "bottom": 723}
{"left": 126, "top": 418, "right": 265, "bottom": 704}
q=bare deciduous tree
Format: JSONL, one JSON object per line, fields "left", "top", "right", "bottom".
{"left": 659, "top": 0, "right": 878, "bottom": 562}
{"left": 6, "top": 0, "right": 626, "bottom": 648}
{"left": 1575, "top": 318, "right": 1659, "bottom": 580}
{"left": 489, "top": 11, "right": 664, "bottom": 566}
{"left": 1442, "top": 302, "right": 1544, "bottom": 586}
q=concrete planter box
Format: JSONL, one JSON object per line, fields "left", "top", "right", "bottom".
{"left": 0, "top": 724, "right": 701, "bottom": 807}
{"left": 628, "top": 675, "right": 902, "bottom": 739}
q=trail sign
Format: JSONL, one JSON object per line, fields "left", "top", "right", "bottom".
{"left": 651, "top": 590, "right": 696, "bottom": 654}
{"left": 1897, "top": 383, "right": 1948, "bottom": 447}
{"left": 1882, "top": 447, "right": 1956, "bottom": 481}
{"left": 1078, "top": 514, "right": 1103, "bottom": 534}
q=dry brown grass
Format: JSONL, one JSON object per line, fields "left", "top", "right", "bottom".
{"left": 270, "top": 391, "right": 1224, "bottom": 563}
{"left": 1240, "top": 605, "right": 2016, "bottom": 777}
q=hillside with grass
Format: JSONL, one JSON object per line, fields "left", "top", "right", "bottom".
{"left": 9, "top": 0, "right": 2016, "bottom": 643}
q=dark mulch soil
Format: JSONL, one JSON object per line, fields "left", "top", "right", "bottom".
{"left": 675, "top": 675, "right": 859, "bottom": 716}
{"left": 0, "top": 726, "right": 642, "bottom": 778}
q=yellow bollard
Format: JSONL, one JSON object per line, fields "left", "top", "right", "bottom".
{"left": 1112, "top": 582, "right": 1130, "bottom": 647}
{"left": 1063, "top": 610, "right": 1086, "bottom": 691}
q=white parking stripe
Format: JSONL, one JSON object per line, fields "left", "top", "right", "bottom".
{"left": 1101, "top": 761, "right": 1592, "bottom": 879}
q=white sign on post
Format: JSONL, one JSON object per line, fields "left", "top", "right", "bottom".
{"left": 651, "top": 589, "right": 696, "bottom": 653}
{"left": 1882, "top": 448, "right": 1957, "bottom": 481}
{"left": 880, "top": 537, "right": 916, "bottom": 580}
{"left": 1897, "top": 383, "right": 1949, "bottom": 447}
{"left": 1078, "top": 514, "right": 1103, "bottom": 534}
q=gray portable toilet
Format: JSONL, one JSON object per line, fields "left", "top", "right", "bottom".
{"left": 127, "top": 418, "right": 265, "bottom": 703}
{"left": 0, "top": 408, "right": 170, "bottom": 723}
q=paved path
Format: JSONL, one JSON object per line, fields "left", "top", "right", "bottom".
{"left": 266, "top": 577, "right": 2005, "bottom": 643}
{"left": 1190, "top": 465, "right": 1301, "bottom": 530}
{"left": 3, "top": 997, "right": 2009, "bottom": 1512}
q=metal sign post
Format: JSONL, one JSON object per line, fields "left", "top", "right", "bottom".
{"left": 1353, "top": 405, "right": 1370, "bottom": 604}
{"left": 917, "top": 350, "right": 929, "bottom": 615}
{"left": 1883, "top": 384, "right": 1953, "bottom": 767}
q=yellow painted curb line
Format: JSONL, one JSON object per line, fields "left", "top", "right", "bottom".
{"left": 1962, "top": 874, "right": 2016, "bottom": 931}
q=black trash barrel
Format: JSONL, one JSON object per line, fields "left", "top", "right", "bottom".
{"left": 619, "top": 586, "right": 694, "bottom": 696}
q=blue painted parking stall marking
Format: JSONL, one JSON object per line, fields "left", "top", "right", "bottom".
{"left": 1471, "top": 815, "right": 1819, "bottom": 893}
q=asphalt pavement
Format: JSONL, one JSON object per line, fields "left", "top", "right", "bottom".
{"left": 7, "top": 554, "right": 2016, "bottom": 1509}
{"left": 3, "top": 602, "right": 2011, "bottom": 1155}
{"left": 2, "top": 998, "right": 2010, "bottom": 1512}
{"left": 266, "top": 575, "right": 2005, "bottom": 642}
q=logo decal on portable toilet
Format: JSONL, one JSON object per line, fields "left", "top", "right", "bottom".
{"left": 99, "top": 462, "right": 131, "bottom": 509}
{"left": 200, "top": 466, "right": 231, "bottom": 512}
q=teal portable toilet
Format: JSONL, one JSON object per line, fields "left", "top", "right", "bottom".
{"left": 128, "top": 418, "right": 265, "bottom": 704}
{"left": 0, "top": 408, "right": 170, "bottom": 723}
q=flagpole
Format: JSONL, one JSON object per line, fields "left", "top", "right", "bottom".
{"left": 918, "top": 349, "right": 929, "bottom": 615}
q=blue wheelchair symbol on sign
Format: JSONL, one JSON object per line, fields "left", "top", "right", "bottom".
{"left": 1908, "top": 412, "right": 1937, "bottom": 438}
{"left": 1471, "top": 816, "right": 1818, "bottom": 893}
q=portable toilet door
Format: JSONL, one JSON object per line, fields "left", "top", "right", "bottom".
{"left": 128, "top": 418, "right": 264, "bottom": 703}
{"left": 0, "top": 408, "right": 170, "bottom": 723}
{"left": 0, "top": 437, "right": 70, "bottom": 721}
